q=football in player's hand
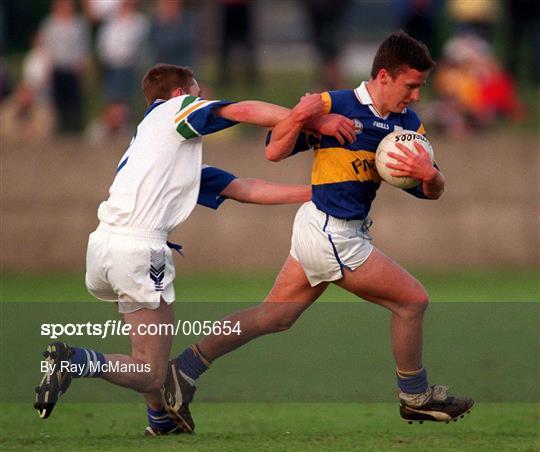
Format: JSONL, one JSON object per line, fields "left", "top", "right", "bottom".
{"left": 375, "top": 130, "right": 434, "bottom": 189}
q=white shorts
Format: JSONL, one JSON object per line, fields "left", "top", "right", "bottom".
{"left": 290, "top": 202, "right": 374, "bottom": 287}
{"left": 85, "top": 223, "right": 176, "bottom": 314}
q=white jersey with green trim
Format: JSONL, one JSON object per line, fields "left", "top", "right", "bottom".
{"left": 97, "top": 94, "right": 237, "bottom": 233}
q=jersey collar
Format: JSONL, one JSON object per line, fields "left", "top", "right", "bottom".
{"left": 144, "top": 99, "right": 167, "bottom": 117}
{"left": 353, "top": 81, "right": 407, "bottom": 119}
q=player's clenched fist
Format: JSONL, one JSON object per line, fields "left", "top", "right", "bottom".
{"left": 308, "top": 114, "right": 356, "bottom": 145}
{"left": 291, "top": 93, "right": 325, "bottom": 123}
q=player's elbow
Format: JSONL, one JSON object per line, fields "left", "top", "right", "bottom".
{"left": 425, "top": 184, "right": 444, "bottom": 200}
{"left": 265, "top": 146, "right": 284, "bottom": 162}
{"left": 431, "top": 188, "right": 444, "bottom": 200}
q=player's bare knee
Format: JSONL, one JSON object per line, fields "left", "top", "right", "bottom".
{"left": 398, "top": 290, "right": 429, "bottom": 317}
{"left": 270, "top": 315, "right": 297, "bottom": 332}
{"left": 412, "top": 294, "right": 429, "bottom": 315}
{"left": 259, "top": 308, "right": 297, "bottom": 333}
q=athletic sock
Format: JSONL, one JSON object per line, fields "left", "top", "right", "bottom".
{"left": 177, "top": 345, "right": 210, "bottom": 384}
{"left": 69, "top": 347, "right": 106, "bottom": 378}
{"left": 396, "top": 367, "right": 429, "bottom": 394}
{"left": 147, "top": 406, "right": 178, "bottom": 433}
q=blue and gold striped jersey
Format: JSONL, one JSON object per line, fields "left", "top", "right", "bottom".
{"left": 290, "top": 82, "right": 427, "bottom": 220}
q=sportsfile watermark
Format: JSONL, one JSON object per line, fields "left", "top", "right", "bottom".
{"left": 40, "top": 320, "right": 242, "bottom": 339}
{"left": 1, "top": 302, "right": 538, "bottom": 403}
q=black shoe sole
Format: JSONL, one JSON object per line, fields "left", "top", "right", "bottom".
{"left": 34, "top": 342, "right": 73, "bottom": 419}
{"left": 160, "top": 360, "right": 195, "bottom": 433}
{"left": 402, "top": 401, "right": 475, "bottom": 424}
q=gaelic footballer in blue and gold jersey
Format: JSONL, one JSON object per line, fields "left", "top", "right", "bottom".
{"left": 152, "top": 33, "right": 472, "bottom": 432}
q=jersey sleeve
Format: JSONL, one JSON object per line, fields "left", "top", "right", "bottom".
{"left": 321, "top": 90, "right": 352, "bottom": 115}
{"left": 197, "top": 165, "right": 237, "bottom": 209}
{"left": 321, "top": 91, "right": 332, "bottom": 114}
{"left": 265, "top": 130, "right": 319, "bottom": 157}
{"left": 175, "top": 96, "right": 238, "bottom": 139}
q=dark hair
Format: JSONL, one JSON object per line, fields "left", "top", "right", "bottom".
{"left": 370, "top": 31, "right": 436, "bottom": 79}
{"left": 141, "top": 64, "right": 195, "bottom": 103}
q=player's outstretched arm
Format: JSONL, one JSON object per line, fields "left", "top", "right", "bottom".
{"left": 266, "top": 94, "right": 325, "bottom": 162}
{"left": 387, "top": 142, "right": 445, "bottom": 199}
{"left": 221, "top": 178, "right": 311, "bottom": 204}
{"left": 213, "top": 101, "right": 291, "bottom": 127}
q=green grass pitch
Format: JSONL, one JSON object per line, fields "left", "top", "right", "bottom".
{"left": 1, "top": 268, "right": 539, "bottom": 451}
{"left": 1, "top": 403, "right": 538, "bottom": 451}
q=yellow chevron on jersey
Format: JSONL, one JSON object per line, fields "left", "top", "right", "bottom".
{"left": 312, "top": 148, "right": 381, "bottom": 185}
{"left": 175, "top": 99, "right": 211, "bottom": 124}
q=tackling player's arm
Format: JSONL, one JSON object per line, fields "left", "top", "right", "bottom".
{"left": 197, "top": 96, "right": 354, "bottom": 147}
{"left": 386, "top": 142, "right": 445, "bottom": 199}
{"left": 198, "top": 165, "right": 311, "bottom": 209}
{"left": 265, "top": 94, "right": 325, "bottom": 162}
{"left": 212, "top": 102, "right": 291, "bottom": 127}
{"left": 221, "top": 179, "right": 311, "bottom": 204}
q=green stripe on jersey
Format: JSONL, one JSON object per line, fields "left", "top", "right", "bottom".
{"left": 176, "top": 120, "right": 198, "bottom": 139}
{"left": 179, "top": 95, "right": 199, "bottom": 112}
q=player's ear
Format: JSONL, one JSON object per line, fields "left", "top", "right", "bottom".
{"left": 171, "top": 87, "right": 183, "bottom": 98}
{"left": 378, "top": 69, "right": 390, "bottom": 84}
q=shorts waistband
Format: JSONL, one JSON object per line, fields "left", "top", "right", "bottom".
{"left": 97, "top": 223, "right": 168, "bottom": 241}
{"left": 323, "top": 213, "right": 367, "bottom": 231}
{"left": 307, "top": 202, "right": 367, "bottom": 230}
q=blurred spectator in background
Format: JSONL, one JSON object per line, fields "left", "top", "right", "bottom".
{"left": 21, "top": 34, "right": 51, "bottom": 102}
{"left": 0, "top": 33, "right": 54, "bottom": 142}
{"left": 150, "top": 0, "right": 197, "bottom": 68}
{"left": 302, "top": 0, "right": 350, "bottom": 90}
{"left": 447, "top": 0, "right": 499, "bottom": 43}
{"left": 93, "top": 0, "right": 149, "bottom": 142}
{"left": 84, "top": 101, "right": 131, "bottom": 144}
{"left": 503, "top": 0, "right": 540, "bottom": 87}
{"left": 392, "top": 0, "right": 441, "bottom": 59}
{"left": 218, "top": 0, "right": 258, "bottom": 85}
{"left": 82, "top": 0, "right": 122, "bottom": 37}
{"left": 425, "top": 33, "right": 524, "bottom": 138}
{"left": 38, "top": 0, "right": 90, "bottom": 135}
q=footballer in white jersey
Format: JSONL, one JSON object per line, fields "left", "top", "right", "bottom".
{"left": 36, "top": 64, "right": 350, "bottom": 429}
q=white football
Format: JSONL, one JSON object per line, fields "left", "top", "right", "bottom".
{"left": 375, "top": 130, "right": 434, "bottom": 189}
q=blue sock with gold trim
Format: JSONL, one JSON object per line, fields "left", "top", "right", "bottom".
{"left": 147, "top": 406, "right": 178, "bottom": 433}
{"left": 397, "top": 367, "right": 429, "bottom": 394}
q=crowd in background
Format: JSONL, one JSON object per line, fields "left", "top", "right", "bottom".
{"left": 400, "top": 0, "right": 537, "bottom": 137}
{"left": 2, "top": 0, "right": 200, "bottom": 142}
{"left": 0, "top": 0, "right": 538, "bottom": 143}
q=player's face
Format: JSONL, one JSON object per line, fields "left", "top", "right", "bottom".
{"left": 383, "top": 67, "right": 428, "bottom": 114}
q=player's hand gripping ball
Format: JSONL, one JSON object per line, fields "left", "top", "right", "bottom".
{"left": 375, "top": 130, "right": 434, "bottom": 189}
